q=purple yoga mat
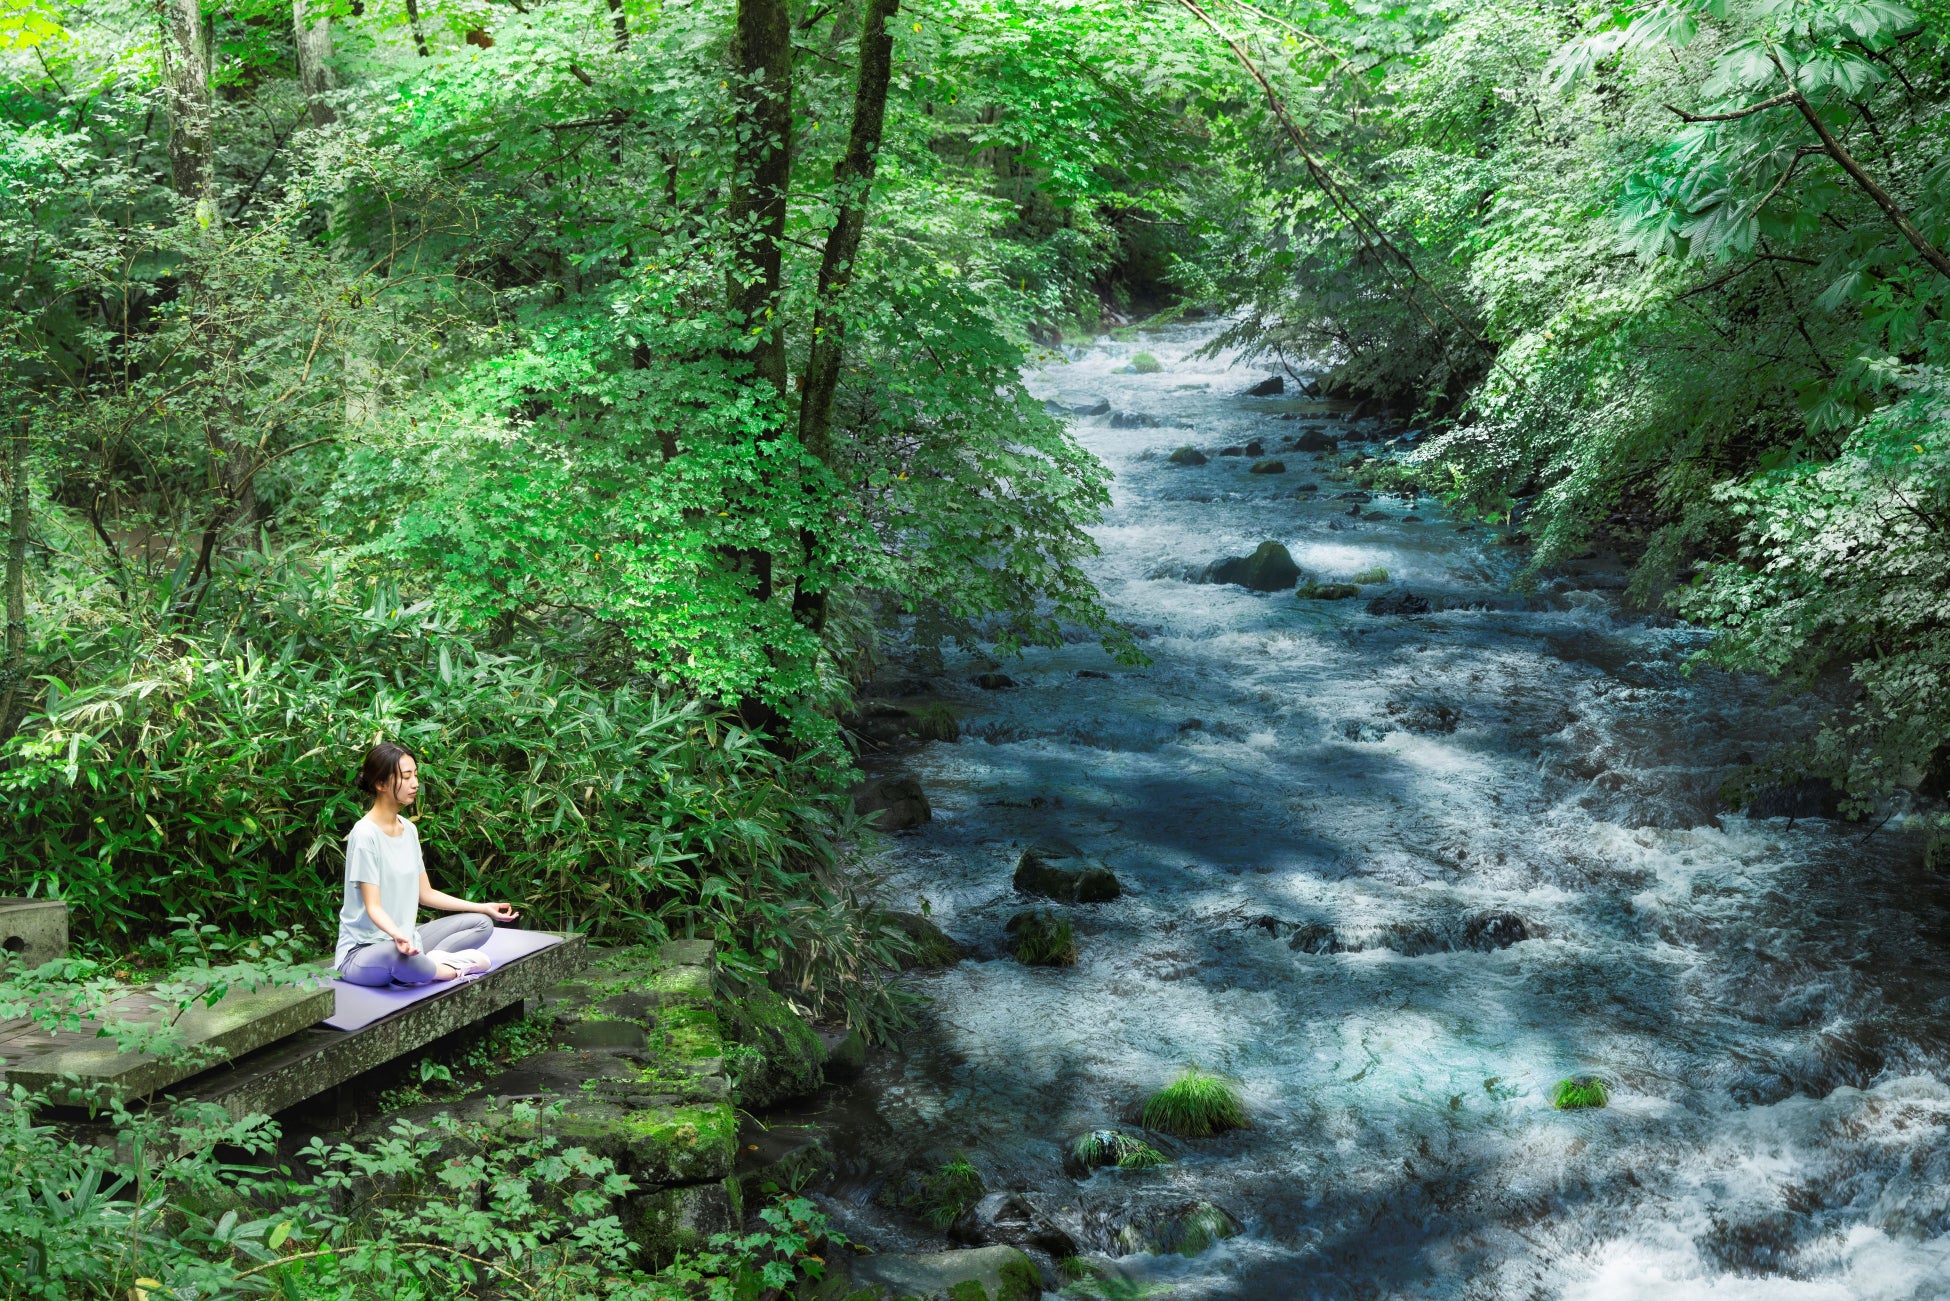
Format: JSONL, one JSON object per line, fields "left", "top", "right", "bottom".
{"left": 324, "top": 928, "right": 567, "bottom": 1031}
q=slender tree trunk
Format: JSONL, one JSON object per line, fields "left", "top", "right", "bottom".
{"left": 792, "top": 0, "right": 899, "bottom": 628}
{"left": 294, "top": 0, "right": 336, "bottom": 127}
{"left": 608, "top": 0, "right": 629, "bottom": 51}
{"left": 404, "top": 0, "right": 431, "bottom": 56}
{"left": 164, "top": 0, "right": 215, "bottom": 215}
{"left": 0, "top": 417, "right": 30, "bottom": 743}
{"left": 798, "top": 0, "right": 898, "bottom": 463}
{"left": 729, "top": 0, "right": 793, "bottom": 401}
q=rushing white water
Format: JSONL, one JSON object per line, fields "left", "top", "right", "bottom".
{"left": 812, "top": 325, "right": 1950, "bottom": 1299}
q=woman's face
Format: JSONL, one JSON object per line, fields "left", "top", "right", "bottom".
{"left": 389, "top": 756, "right": 420, "bottom": 806}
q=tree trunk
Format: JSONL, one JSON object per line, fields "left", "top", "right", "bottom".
{"left": 164, "top": 0, "right": 215, "bottom": 214}
{"left": 294, "top": 0, "right": 336, "bottom": 127}
{"left": 404, "top": 0, "right": 431, "bottom": 56}
{"left": 729, "top": 0, "right": 793, "bottom": 401}
{"left": 798, "top": 0, "right": 899, "bottom": 463}
{"left": 0, "top": 417, "right": 30, "bottom": 743}
{"left": 793, "top": 0, "right": 899, "bottom": 628}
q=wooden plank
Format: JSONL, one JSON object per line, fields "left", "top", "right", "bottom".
{"left": 5, "top": 982, "right": 336, "bottom": 1103}
{"left": 178, "top": 933, "right": 588, "bottom": 1120}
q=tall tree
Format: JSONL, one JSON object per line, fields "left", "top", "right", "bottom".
{"left": 794, "top": 0, "right": 901, "bottom": 628}
{"left": 294, "top": 0, "right": 336, "bottom": 127}
{"left": 163, "top": 0, "right": 215, "bottom": 214}
{"left": 728, "top": 0, "right": 792, "bottom": 402}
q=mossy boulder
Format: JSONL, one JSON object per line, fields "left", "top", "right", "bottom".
{"left": 721, "top": 985, "right": 824, "bottom": 1109}
{"left": 1248, "top": 459, "right": 1286, "bottom": 474}
{"left": 884, "top": 909, "right": 963, "bottom": 970}
{"left": 848, "top": 1246, "right": 1041, "bottom": 1301}
{"left": 1013, "top": 842, "right": 1120, "bottom": 903}
{"left": 1204, "top": 541, "right": 1302, "bottom": 592}
{"left": 1245, "top": 374, "right": 1283, "bottom": 396}
{"left": 1298, "top": 581, "right": 1361, "bottom": 600}
{"left": 1167, "top": 445, "right": 1208, "bottom": 466}
{"left": 1130, "top": 352, "right": 1163, "bottom": 373}
{"left": 1006, "top": 911, "right": 1077, "bottom": 967}
{"left": 1111, "top": 1201, "right": 1241, "bottom": 1257}
{"left": 627, "top": 1176, "right": 742, "bottom": 1265}
{"left": 853, "top": 775, "right": 932, "bottom": 831}
{"left": 1289, "top": 429, "right": 1337, "bottom": 452}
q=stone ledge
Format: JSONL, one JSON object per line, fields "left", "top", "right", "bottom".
{"left": 176, "top": 933, "right": 588, "bottom": 1120}
{"left": 5, "top": 982, "right": 335, "bottom": 1104}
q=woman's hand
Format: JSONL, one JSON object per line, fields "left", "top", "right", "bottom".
{"left": 480, "top": 902, "right": 520, "bottom": 921}
{"left": 393, "top": 934, "right": 421, "bottom": 957}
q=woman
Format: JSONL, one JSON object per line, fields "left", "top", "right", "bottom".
{"left": 334, "top": 741, "right": 520, "bottom": 987}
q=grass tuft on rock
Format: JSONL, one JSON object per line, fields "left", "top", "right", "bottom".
{"left": 1009, "top": 911, "right": 1078, "bottom": 967}
{"left": 1298, "top": 581, "right": 1361, "bottom": 600}
{"left": 1551, "top": 1076, "right": 1609, "bottom": 1110}
{"left": 1072, "top": 1129, "right": 1169, "bottom": 1172}
{"left": 1131, "top": 352, "right": 1163, "bottom": 373}
{"left": 915, "top": 1154, "right": 985, "bottom": 1228}
{"left": 1140, "top": 1068, "right": 1247, "bottom": 1137}
{"left": 1351, "top": 566, "right": 1390, "bottom": 584}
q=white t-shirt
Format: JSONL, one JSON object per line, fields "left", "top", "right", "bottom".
{"left": 335, "top": 817, "right": 425, "bottom": 969}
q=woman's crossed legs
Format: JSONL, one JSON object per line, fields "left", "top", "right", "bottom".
{"left": 340, "top": 912, "right": 494, "bottom": 987}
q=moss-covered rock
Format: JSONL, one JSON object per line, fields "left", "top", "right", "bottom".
{"left": 1204, "top": 541, "right": 1302, "bottom": 591}
{"left": 1167, "top": 445, "right": 1208, "bottom": 466}
{"left": 1013, "top": 842, "right": 1120, "bottom": 904}
{"left": 885, "top": 910, "right": 962, "bottom": 970}
{"left": 627, "top": 1176, "right": 742, "bottom": 1265}
{"left": 1006, "top": 911, "right": 1077, "bottom": 967}
{"left": 1130, "top": 352, "right": 1162, "bottom": 373}
{"left": 720, "top": 984, "right": 825, "bottom": 1109}
{"left": 849, "top": 1246, "right": 1040, "bottom": 1301}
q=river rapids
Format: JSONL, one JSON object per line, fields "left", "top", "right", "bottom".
{"left": 808, "top": 324, "right": 1950, "bottom": 1300}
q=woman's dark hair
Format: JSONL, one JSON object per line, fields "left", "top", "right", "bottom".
{"left": 357, "top": 741, "right": 414, "bottom": 797}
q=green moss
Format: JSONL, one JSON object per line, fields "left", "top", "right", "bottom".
{"left": 1351, "top": 566, "right": 1390, "bottom": 584}
{"left": 949, "top": 1283, "right": 992, "bottom": 1301}
{"left": 628, "top": 1176, "right": 741, "bottom": 1265}
{"left": 1009, "top": 912, "right": 1077, "bottom": 967}
{"left": 997, "top": 1255, "right": 1041, "bottom": 1301}
{"left": 1140, "top": 1068, "right": 1247, "bottom": 1137}
{"left": 912, "top": 703, "right": 960, "bottom": 742}
{"left": 1131, "top": 352, "right": 1162, "bottom": 373}
{"left": 614, "top": 1101, "right": 739, "bottom": 1182}
{"left": 1297, "top": 582, "right": 1361, "bottom": 600}
{"left": 658, "top": 1003, "right": 727, "bottom": 1063}
{"left": 1551, "top": 1076, "right": 1609, "bottom": 1109}
{"left": 720, "top": 985, "right": 823, "bottom": 1108}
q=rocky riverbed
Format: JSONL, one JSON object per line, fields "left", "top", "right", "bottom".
{"left": 803, "top": 325, "right": 1950, "bottom": 1300}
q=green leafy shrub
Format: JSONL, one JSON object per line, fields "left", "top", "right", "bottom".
{"left": 0, "top": 564, "right": 906, "bottom": 1026}
{"left": 1551, "top": 1076, "right": 1609, "bottom": 1110}
{"left": 1140, "top": 1068, "right": 1247, "bottom": 1137}
{"left": 1008, "top": 912, "right": 1078, "bottom": 967}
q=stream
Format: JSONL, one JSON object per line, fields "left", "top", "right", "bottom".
{"left": 808, "top": 324, "right": 1950, "bottom": 1299}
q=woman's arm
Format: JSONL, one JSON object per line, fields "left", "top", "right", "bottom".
{"left": 359, "top": 881, "right": 421, "bottom": 955}
{"left": 419, "top": 874, "right": 519, "bottom": 921}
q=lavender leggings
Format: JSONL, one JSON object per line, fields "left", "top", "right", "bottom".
{"left": 339, "top": 913, "right": 493, "bottom": 987}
